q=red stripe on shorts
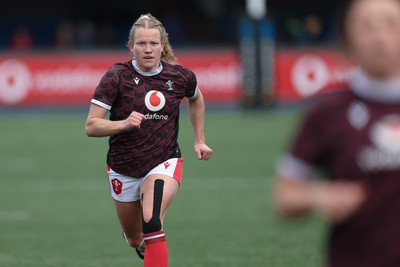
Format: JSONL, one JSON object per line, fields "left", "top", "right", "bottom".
{"left": 173, "top": 158, "right": 183, "bottom": 184}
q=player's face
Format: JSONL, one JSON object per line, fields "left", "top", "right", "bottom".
{"left": 130, "top": 28, "right": 165, "bottom": 72}
{"left": 346, "top": 0, "right": 400, "bottom": 77}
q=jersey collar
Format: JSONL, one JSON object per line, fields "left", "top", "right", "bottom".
{"left": 349, "top": 67, "right": 400, "bottom": 104}
{"left": 131, "top": 59, "right": 163, "bottom": 76}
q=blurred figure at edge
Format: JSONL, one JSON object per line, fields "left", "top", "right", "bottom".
{"left": 275, "top": 0, "right": 400, "bottom": 266}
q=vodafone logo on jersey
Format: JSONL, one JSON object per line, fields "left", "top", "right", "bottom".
{"left": 358, "top": 114, "right": 400, "bottom": 172}
{"left": 371, "top": 115, "right": 400, "bottom": 154}
{"left": 145, "top": 90, "right": 165, "bottom": 112}
{"left": 144, "top": 90, "right": 168, "bottom": 120}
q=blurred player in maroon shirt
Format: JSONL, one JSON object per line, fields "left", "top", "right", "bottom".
{"left": 85, "top": 14, "right": 213, "bottom": 267}
{"left": 275, "top": 0, "right": 400, "bottom": 266}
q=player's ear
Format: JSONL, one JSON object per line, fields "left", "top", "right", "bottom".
{"left": 161, "top": 42, "right": 165, "bottom": 51}
{"left": 128, "top": 40, "right": 134, "bottom": 51}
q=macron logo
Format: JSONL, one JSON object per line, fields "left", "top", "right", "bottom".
{"left": 164, "top": 162, "right": 171, "bottom": 169}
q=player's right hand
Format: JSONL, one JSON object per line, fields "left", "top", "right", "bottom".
{"left": 311, "top": 181, "right": 366, "bottom": 224}
{"left": 122, "top": 111, "right": 147, "bottom": 130}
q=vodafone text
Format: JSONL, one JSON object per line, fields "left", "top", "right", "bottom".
{"left": 145, "top": 113, "right": 169, "bottom": 120}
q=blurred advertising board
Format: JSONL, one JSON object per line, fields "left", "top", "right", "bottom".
{"left": 0, "top": 50, "right": 241, "bottom": 107}
{"left": 274, "top": 50, "right": 355, "bottom": 102}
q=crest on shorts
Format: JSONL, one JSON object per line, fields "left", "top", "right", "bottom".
{"left": 111, "top": 178, "right": 123, "bottom": 195}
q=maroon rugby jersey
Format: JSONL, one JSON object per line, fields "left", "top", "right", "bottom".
{"left": 91, "top": 60, "right": 197, "bottom": 177}
{"left": 280, "top": 69, "right": 400, "bottom": 267}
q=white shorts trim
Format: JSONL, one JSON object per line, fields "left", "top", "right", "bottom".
{"left": 107, "top": 158, "right": 183, "bottom": 202}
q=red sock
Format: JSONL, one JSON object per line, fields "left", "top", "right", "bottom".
{"left": 143, "top": 231, "right": 168, "bottom": 267}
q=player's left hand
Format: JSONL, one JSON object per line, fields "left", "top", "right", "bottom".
{"left": 194, "top": 142, "right": 213, "bottom": 161}
{"left": 311, "top": 181, "right": 366, "bottom": 224}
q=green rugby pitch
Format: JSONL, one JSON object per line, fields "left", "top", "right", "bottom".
{"left": 0, "top": 110, "right": 326, "bottom": 267}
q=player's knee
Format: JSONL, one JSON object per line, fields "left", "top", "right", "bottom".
{"left": 125, "top": 234, "right": 143, "bottom": 248}
{"left": 142, "top": 179, "right": 164, "bottom": 234}
{"left": 142, "top": 216, "right": 162, "bottom": 234}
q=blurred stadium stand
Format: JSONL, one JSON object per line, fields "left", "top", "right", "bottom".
{"left": 0, "top": 0, "right": 352, "bottom": 109}
{"left": 1, "top": 0, "right": 340, "bottom": 51}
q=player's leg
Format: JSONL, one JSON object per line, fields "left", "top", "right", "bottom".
{"left": 114, "top": 200, "right": 143, "bottom": 247}
{"left": 108, "top": 168, "right": 145, "bottom": 259}
{"left": 140, "top": 174, "right": 179, "bottom": 267}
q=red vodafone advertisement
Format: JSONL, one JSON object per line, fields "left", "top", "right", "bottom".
{"left": 275, "top": 50, "right": 355, "bottom": 102}
{"left": 0, "top": 50, "right": 241, "bottom": 107}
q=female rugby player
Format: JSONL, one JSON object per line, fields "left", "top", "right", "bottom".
{"left": 275, "top": 0, "right": 400, "bottom": 266}
{"left": 85, "top": 14, "right": 213, "bottom": 267}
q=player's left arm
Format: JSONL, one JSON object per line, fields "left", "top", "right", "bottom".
{"left": 187, "top": 88, "right": 213, "bottom": 161}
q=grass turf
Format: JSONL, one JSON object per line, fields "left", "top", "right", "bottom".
{"left": 0, "top": 110, "right": 326, "bottom": 267}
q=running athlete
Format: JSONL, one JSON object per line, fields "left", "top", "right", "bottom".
{"left": 275, "top": 0, "right": 400, "bottom": 266}
{"left": 85, "top": 14, "right": 213, "bottom": 267}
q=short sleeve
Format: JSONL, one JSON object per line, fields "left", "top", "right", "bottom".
{"left": 184, "top": 68, "right": 198, "bottom": 99}
{"left": 277, "top": 104, "right": 329, "bottom": 181}
{"left": 290, "top": 106, "right": 328, "bottom": 165}
{"left": 91, "top": 65, "right": 121, "bottom": 110}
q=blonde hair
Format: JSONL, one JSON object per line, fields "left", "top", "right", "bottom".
{"left": 128, "top": 13, "right": 176, "bottom": 62}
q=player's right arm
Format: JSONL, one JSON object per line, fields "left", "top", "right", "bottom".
{"left": 273, "top": 104, "right": 366, "bottom": 223}
{"left": 275, "top": 178, "right": 366, "bottom": 223}
{"left": 85, "top": 104, "right": 146, "bottom": 137}
{"left": 85, "top": 65, "right": 147, "bottom": 137}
